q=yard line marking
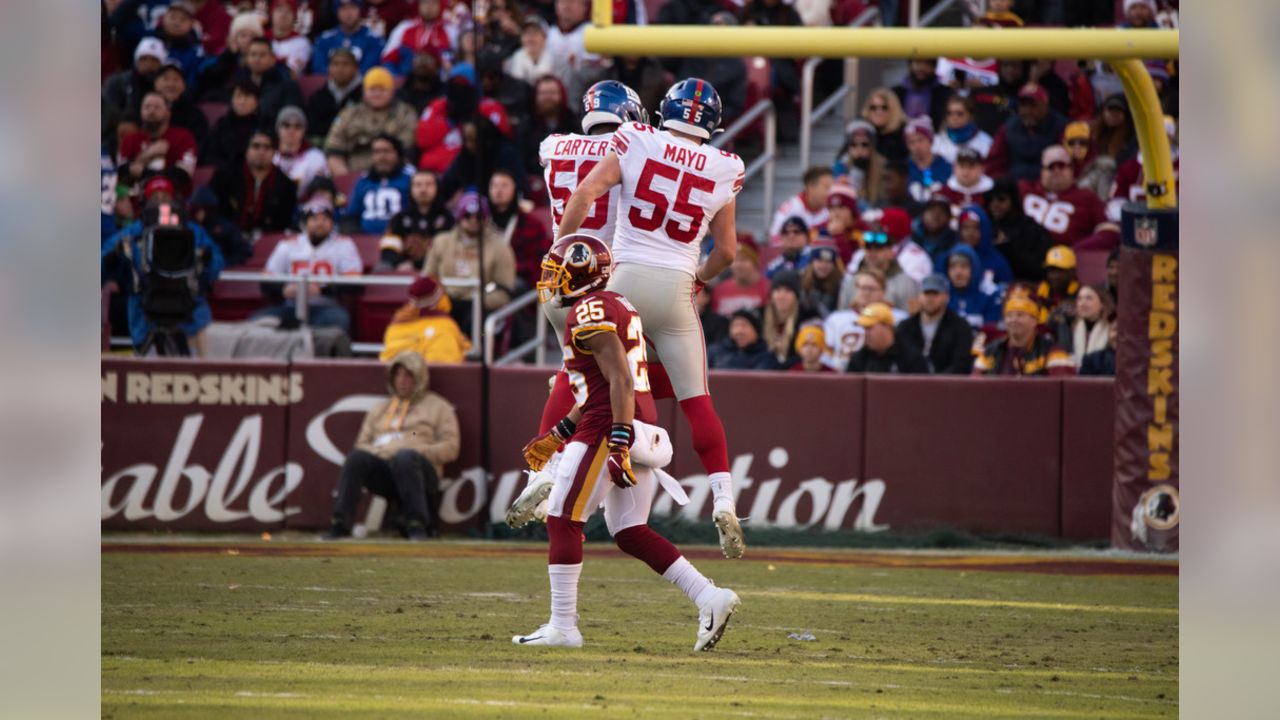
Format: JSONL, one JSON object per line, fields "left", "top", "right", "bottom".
{"left": 747, "top": 590, "right": 1177, "bottom": 615}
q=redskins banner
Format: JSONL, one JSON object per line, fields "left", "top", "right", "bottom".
{"left": 102, "top": 359, "right": 1117, "bottom": 539}
{"left": 1113, "top": 205, "right": 1179, "bottom": 552}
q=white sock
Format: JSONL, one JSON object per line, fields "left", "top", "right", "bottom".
{"left": 548, "top": 563, "right": 582, "bottom": 630}
{"left": 709, "top": 471, "right": 734, "bottom": 509}
{"left": 662, "top": 556, "right": 715, "bottom": 607}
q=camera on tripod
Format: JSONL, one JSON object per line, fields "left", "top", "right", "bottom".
{"left": 130, "top": 201, "right": 201, "bottom": 355}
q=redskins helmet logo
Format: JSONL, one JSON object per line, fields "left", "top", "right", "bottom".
{"left": 565, "top": 241, "right": 597, "bottom": 272}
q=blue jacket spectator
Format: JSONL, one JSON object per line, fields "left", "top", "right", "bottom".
{"left": 343, "top": 135, "right": 414, "bottom": 234}
{"left": 312, "top": 15, "right": 386, "bottom": 75}
{"left": 938, "top": 204, "right": 1013, "bottom": 292}
{"left": 913, "top": 196, "right": 958, "bottom": 263}
{"left": 943, "top": 245, "right": 1001, "bottom": 328}
{"left": 102, "top": 210, "right": 224, "bottom": 352}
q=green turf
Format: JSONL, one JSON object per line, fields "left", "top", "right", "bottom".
{"left": 102, "top": 541, "right": 1177, "bottom": 719}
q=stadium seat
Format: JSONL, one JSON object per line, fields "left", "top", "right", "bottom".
{"left": 191, "top": 165, "right": 215, "bottom": 191}
{"left": 208, "top": 278, "right": 269, "bottom": 321}
{"left": 757, "top": 245, "right": 785, "bottom": 268}
{"left": 243, "top": 233, "right": 289, "bottom": 270}
{"left": 528, "top": 174, "right": 548, "bottom": 206}
{"left": 333, "top": 171, "right": 360, "bottom": 202}
{"left": 355, "top": 271, "right": 415, "bottom": 343}
{"left": 298, "top": 74, "right": 327, "bottom": 102}
{"left": 199, "top": 102, "right": 229, "bottom": 127}
{"left": 351, "top": 234, "right": 382, "bottom": 272}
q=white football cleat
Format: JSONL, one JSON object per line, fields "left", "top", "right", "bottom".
{"left": 694, "top": 587, "right": 741, "bottom": 651}
{"left": 512, "top": 624, "right": 583, "bottom": 648}
{"left": 713, "top": 497, "right": 746, "bottom": 559}
{"left": 506, "top": 472, "right": 554, "bottom": 528}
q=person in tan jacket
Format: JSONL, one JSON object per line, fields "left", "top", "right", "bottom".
{"left": 423, "top": 190, "right": 516, "bottom": 331}
{"left": 323, "top": 351, "right": 460, "bottom": 540}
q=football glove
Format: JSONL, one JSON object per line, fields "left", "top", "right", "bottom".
{"left": 522, "top": 417, "right": 576, "bottom": 471}
{"left": 605, "top": 423, "right": 637, "bottom": 488}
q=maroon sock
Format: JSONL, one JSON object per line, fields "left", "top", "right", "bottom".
{"left": 613, "top": 525, "right": 682, "bottom": 575}
{"left": 679, "top": 395, "right": 730, "bottom": 474}
{"left": 547, "top": 514, "right": 585, "bottom": 565}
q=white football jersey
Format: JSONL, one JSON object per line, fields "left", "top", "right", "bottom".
{"left": 609, "top": 123, "right": 745, "bottom": 277}
{"left": 265, "top": 234, "right": 363, "bottom": 278}
{"left": 540, "top": 132, "right": 619, "bottom": 242}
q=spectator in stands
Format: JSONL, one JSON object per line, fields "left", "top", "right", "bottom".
{"left": 980, "top": 0, "right": 1023, "bottom": 29}
{"left": 864, "top": 206, "right": 931, "bottom": 282}
{"left": 1108, "top": 114, "right": 1179, "bottom": 222}
{"left": 415, "top": 64, "right": 513, "bottom": 174}
{"left": 323, "top": 351, "right": 458, "bottom": 540}
{"left": 711, "top": 237, "right": 770, "bottom": 316}
{"left": 343, "top": 133, "right": 414, "bottom": 234}
{"left": 1020, "top": 145, "right": 1107, "bottom": 247}
{"left": 986, "top": 82, "right": 1067, "bottom": 182}
{"left": 772, "top": 167, "right": 833, "bottom": 242}
{"left": 799, "top": 246, "right": 844, "bottom": 318}
{"left": 149, "top": 2, "right": 204, "bottom": 88}
{"left": 101, "top": 191, "right": 224, "bottom": 357}
{"left": 423, "top": 191, "right": 517, "bottom": 331}
{"left": 152, "top": 61, "right": 209, "bottom": 144}
{"left": 1037, "top": 245, "right": 1080, "bottom": 325}
{"left": 606, "top": 56, "right": 667, "bottom": 117}
{"left": 894, "top": 59, "right": 949, "bottom": 129}
{"left": 1027, "top": 60, "right": 1072, "bottom": 120}
{"left": 742, "top": 0, "right": 805, "bottom": 140}
{"left": 822, "top": 184, "right": 863, "bottom": 264}
{"left": 1092, "top": 93, "right": 1139, "bottom": 166}
{"left": 1079, "top": 324, "right": 1117, "bottom": 377}
{"left": 518, "top": 76, "right": 577, "bottom": 178}
{"left": 1067, "top": 283, "right": 1113, "bottom": 368}
{"left": 199, "top": 37, "right": 304, "bottom": 123}
{"left": 947, "top": 205, "right": 1012, "bottom": 290}
{"left": 913, "top": 195, "right": 957, "bottom": 263}
{"left": 313, "top": 0, "right": 386, "bottom": 74}
{"left": 846, "top": 303, "right": 927, "bottom": 374}
{"left": 789, "top": 325, "right": 834, "bottom": 374}
{"left": 1120, "top": 0, "right": 1158, "bottom": 29}
{"left": 904, "top": 117, "right": 950, "bottom": 203}
{"left": 897, "top": 274, "right": 974, "bottom": 374}
{"left": 973, "top": 288, "right": 1075, "bottom": 376}
{"left": 872, "top": 161, "right": 922, "bottom": 216}
{"left": 306, "top": 48, "right": 364, "bottom": 139}
{"left": 274, "top": 105, "right": 329, "bottom": 198}
{"left": 972, "top": 59, "right": 1026, "bottom": 136}
{"left": 381, "top": 0, "right": 456, "bottom": 77}
{"left": 396, "top": 51, "right": 445, "bottom": 114}
{"left": 118, "top": 91, "right": 199, "bottom": 193}
{"left": 211, "top": 129, "right": 299, "bottom": 234}
{"left": 663, "top": 10, "right": 747, "bottom": 124}
{"left": 696, "top": 287, "right": 729, "bottom": 348}
{"left": 481, "top": 0, "right": 524, "bottom": 57}
{"left": 380, "top": 276, "right": 472, "bottom": 362}
{"left": 932, "top": 95, "right": 992, "bottom": 164}
{"left": 765, "top": 217, "right": 812, "bottom": 279}
{"left": 201, "top": 80, "right": 264, "bottom": 169}
{"left": 1063, "top": 120, "right": 1113, "bottom": 201}
{"left": 188, "top": 0, "right": 232, "bottom": 55}
{"left": 478, "top": 47, "right": 532, "bottom": 127}
{"left": 104, "top": 37, "right": 167, "bottom": 121}
{"left": 823, "top": 268, "right": 905, "bottom": 371}
{"left": 841, "top": 224, "right": 919, "bottom": 312}
{"left": 937, "top": 147, "right": 993, "bottom": 209}
{"left": 357, "top": 0, "right": 418, "bottom": 40}
{"left": 762, "top": 271, "right": 814, "bottom": 367}
{"left": 379, "top": 211, "right": 434, "bottom": 272}
{"left": 488, "top": 169, "right": 549, "bottom": 292}
{"left": 440, "top": 115, "right": 528, "bottom": 202}
{"left": 986, "top": 177, "right": 1050, "bottom": 283}
{"left": 709, "top": 310, "right": 780, "bottom": 371}
{"left": 257, "top": 198, "right": 362, "bottom": 333}
{"left": 326, "top": 66, "right": 419, "bottom": 175}
{"left": 832, "top": 121, "right": 885, "bottom": 206}
{"left": 547, "top": 0, "right": 607, "bottom": 102}
{"left": 188, "top": 185, "right": 251, "bottom": 266}
{"left": 505, "top": 16, "right": 565, "bottom": 85}
{"left": 944, "top": 245, "right": 1000, "bottom": 329}
{"left": 860, "top": 88, "right": 908, "bottom": 164}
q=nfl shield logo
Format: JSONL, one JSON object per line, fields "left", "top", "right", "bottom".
{"left": 1135, "top": 217, "right": 1158, "bottom": 248}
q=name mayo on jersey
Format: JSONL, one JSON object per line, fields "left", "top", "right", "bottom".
{"left": 562, "top": 290, "right": 656, "bottom": 439}
{"left": 609, "top": 123, "right": 745, "bottom": 278}
{"left": 540, "top": 132, "right": 622, "bottom": 242}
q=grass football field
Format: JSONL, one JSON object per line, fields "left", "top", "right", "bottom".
{"left": 102, "top": 538, "right": 1177, "bottom": 719}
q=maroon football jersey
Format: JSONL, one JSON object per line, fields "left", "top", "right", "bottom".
{"left": 1018, "top": 180, "right": 1107, "bottom": 246}
{"left": 562, "top": 290, "right": 657, "bottom": 442}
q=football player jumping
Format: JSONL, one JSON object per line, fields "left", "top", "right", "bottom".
{"left": 511, "top": 234, "right": 740, "bottom": 651}
{"left": 556, "top": 78, "right": 749, "bottom": 559}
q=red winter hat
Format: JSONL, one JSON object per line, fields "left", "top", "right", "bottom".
{"left": 409, "top": 275, "right": 444, "bottom": 306}
{"left": 826, "top": 182, "right": 858, "bottom": 212}
{"left": 143, "top": 174, "right": 175, "bottom": 201}
{"left": 880, "top": 207, "right": 911, "bottom": 242}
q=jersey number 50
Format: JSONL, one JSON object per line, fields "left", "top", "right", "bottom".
{"left": 628, "top": 159, "right": 715, "bottom": 244}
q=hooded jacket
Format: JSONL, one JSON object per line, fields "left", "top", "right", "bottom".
{"left": 355, "top": 351, "right": 461, "bottom": 474}
{"left": 380, "top": 294, "right": 472, "bottom": 364}
{"left": 987, "top": 178, "right": 1051, "bottom": 283}
{"left": 936, "top": 204, "right": 1013, "bottom": 291}
{"left": 944, "top": 244, "right": 1002, "bottom": 327}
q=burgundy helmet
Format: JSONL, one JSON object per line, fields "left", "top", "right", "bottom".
{"left": 537, "top": 233, "right": 612, "bottom": 306}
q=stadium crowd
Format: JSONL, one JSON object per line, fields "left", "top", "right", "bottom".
{"left": 100, "top": 0, "right": 1177, "bottom": 378}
